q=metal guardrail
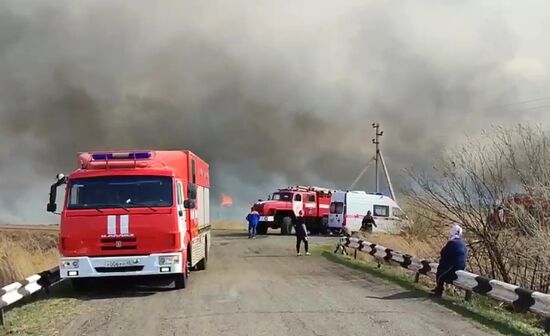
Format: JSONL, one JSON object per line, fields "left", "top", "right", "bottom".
{"left": 335, "top": 236, "right": 550, "bottom": 332}
{"left": 0, "top": 266, "right": 61, "bottom": 326}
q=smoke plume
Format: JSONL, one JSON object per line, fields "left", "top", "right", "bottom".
{"left": 1, "top": 0, "right": 549, "bottom": 223}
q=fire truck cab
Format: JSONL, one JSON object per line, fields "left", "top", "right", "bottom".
{"left": 47, "top": 150, "right": 211, "bottom": 290}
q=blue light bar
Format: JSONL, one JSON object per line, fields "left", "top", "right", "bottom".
{"left": 91, "top": 153, "right": 107, "bottom": 160}
{"left": 91, "top": 152, "right": 152, "bottom": 160}
{"left": 134, "top": 152, "right": 151, "bottom": 159}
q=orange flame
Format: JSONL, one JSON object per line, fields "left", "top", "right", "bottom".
{"left": 220, "top": 193, "right": 233, "bottom": 207}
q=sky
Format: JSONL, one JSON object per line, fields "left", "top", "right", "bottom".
{"left": 0, "top": 0, "right": 549, "bottom": 223}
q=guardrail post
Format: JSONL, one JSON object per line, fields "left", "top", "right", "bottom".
{"left": 464, "top": 290, "right": 472, "bottom": 302}
{"left": 414, "top": 272, "right": 420, "bottom": 283}
{"left": 354, "top": 249, "right": 357, "bottom": 260}
{"left": 544, "top": 317, "right": 549, "bottom": 333}
{"left": 0, "top": 308, "right": 5, "bottom": 327}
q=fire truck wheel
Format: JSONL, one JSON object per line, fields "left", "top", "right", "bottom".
{"left": 196, "top": 242, "right": 208, "bottom": 271}
{"left": 175, "top": 248, "right": 191, "bottom": 289}
{"left": 281, "top": 216, "right": 293, "bottom": 235}
{"left": 320, "top": 217, "right": 329, "bottom": 235}
{"left": 174, "top": 273, "right": 187, "bottom": 289}
{"left": 257, "top": 223, "right": 268, "bottom": 235}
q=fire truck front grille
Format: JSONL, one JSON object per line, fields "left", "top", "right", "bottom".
{"left": 101, "top": 236, "right": 137, "bottom": 243}
{"left": 101, "top": 245, "right": 137, "bottom": 251}
{"left": 94, "top": 266, "right": 144, "bottom": 273}
{"left": 100, "top": 236, "right": 137, "bottom": 251}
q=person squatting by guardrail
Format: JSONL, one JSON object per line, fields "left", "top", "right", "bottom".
{"left": 431, "top": 223, "right": 467, "bottom": 297}
{"left": 246, "top": 208, "right": 260, "bottom": 239}
{"left": 295, "top": 211, "right": 310, "bottom": 256}
{"left": 360, "top": 211, "right": 377, "bottom": 234}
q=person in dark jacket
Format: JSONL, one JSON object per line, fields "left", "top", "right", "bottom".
{"left": 432, "top": 223, "right": 467, "bottom": 297}
{"left": 361, "top": 211, "right": 377, "bottom": 233}
{"left": 246, "top": 208, "right": 260, "bottom": 239}
{"left": 295, "top": 211, "right": 310, "bottom": 256}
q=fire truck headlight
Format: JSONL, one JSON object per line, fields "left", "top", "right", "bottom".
{"left": 61, "top": 260, "right": 79, "bottom": 269}
{"left": 159, "top": 255, "right": 180, "bottom": 266}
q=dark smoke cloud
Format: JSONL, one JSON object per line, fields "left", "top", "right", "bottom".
{"left": 1, "top": 0, "right": 549, "bottom": 223}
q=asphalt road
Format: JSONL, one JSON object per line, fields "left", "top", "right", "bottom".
{"left": 61, "top": 231, "right": 494, "bottom": 336}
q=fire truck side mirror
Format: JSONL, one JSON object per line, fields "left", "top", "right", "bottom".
{"left": 47, "top": 173, "right": 67, "bottom": 214}
{"left": 184, "top": 200, "right": 195, "bottom": 209}
{"left": 47, "top": 202, "right": 57, "bottom": 213}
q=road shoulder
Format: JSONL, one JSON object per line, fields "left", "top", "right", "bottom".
{"left": 317, "top": 244, "right": 546, "bottom": 336}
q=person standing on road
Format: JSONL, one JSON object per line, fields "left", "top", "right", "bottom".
{"left": 432, "top": 223, "right": 467, "bottom": 297}
{"left": 295, "top": 211, "right": 310, "bottom": 256}
{"left": 246, "top": 207, "right": 260, "bottom": 239}
{"left": 361, "top": 211, "right": 377, "bottom": 234}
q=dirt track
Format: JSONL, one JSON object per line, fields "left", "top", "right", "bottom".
{"left": 60, "top": 231, "right": 494, "bottom": 336}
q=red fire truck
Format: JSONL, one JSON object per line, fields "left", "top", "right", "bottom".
{"left": 46, "top": 150, "right": 210, "bottom": 290}
{"left": 253, "top": 186, "right": 333, "bottom": 235}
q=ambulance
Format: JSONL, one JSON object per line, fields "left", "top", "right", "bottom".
{"left": 328, "top": 191, "right": 407, "bottom": 234}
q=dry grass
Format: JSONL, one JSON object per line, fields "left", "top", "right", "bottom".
{"left": 0, "top": 229, "right": 59, "bottom": 287}
{"left": 211, "top": 220, "right": 246, "bottom": 230}
{"left": 362, "top": 232, "right": 441, "bottom": 260}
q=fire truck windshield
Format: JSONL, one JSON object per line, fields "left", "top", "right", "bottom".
{"left": 67, "top": 176, "right": 173, "bottom": 210}
{"left": 271, "top": 193, "right": 292, "bottom": 202}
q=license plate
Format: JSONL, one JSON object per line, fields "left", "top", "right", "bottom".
{"left": 104, "top": 260, "right": 134, "bottom": 268}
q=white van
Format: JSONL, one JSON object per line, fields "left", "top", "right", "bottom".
{"left": 328, "top": 191, "right": 407, "bottom": 234}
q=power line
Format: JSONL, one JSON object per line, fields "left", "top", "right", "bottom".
{"left": 487, "top": 96, "right": 550, "bottom": 110}
{"left": 508, "top": 103, "right": 550, "bottom": 114}
{"left": 349, "top": 157, "right": 375, "bottom": 190}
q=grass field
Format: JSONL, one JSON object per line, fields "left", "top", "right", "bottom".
{"left": 363, "top": 232, "right": 441, "bottom": 259}
{"left": 0, "top": 227, "right": 59, "bottom": 287}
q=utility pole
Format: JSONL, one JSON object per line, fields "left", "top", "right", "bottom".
{"left": 372, "top": 123, "right": 383, "bottom": 193}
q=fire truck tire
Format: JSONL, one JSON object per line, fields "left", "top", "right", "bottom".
{"left": 174, "top": 273, "right": 187, "bottom": 289}
{"left": 175, "top": 248, "right": 191, "bottom": 289}
{"left": 196, "top": 241, "right": 208, "bottom": 271}
{"left": 281, "top": 216, "right": 293, "bottom": 235}
{"left": 320, "top": 217, "right": 329, "bottom": 234}
{"left": 257, "top": 223, "right": 268, "bottom": 235}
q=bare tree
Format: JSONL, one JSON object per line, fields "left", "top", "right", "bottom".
{"left": 405, "top": 125, "right": 550, "bottom": 290}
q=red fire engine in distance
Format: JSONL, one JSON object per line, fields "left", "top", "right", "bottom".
{"left": 252, "top": 186, "right": 333, "bottom": 235}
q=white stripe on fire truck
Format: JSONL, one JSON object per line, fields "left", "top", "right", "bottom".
{"left": 319, "top": 204, "right": 330, "bottom": 209}
{"left": 304, "top": 203, "right": 316, "bottom": 208}
{"left": 107, "top": 215, "right": 116, "bottom": 235}
{"left": 120, "top": 215, "right": 129, "bottom": 235}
